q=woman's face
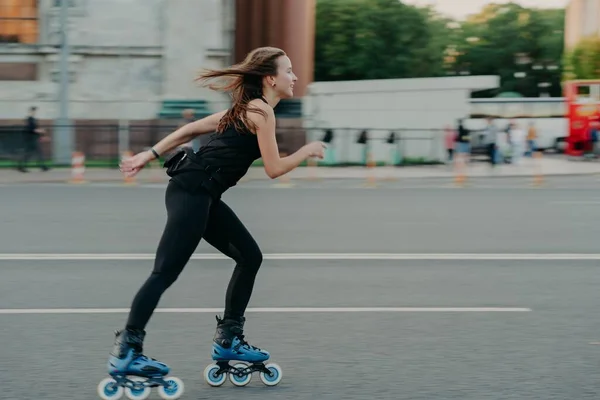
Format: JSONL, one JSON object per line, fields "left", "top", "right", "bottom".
{"left": 272, "top": 55, "right": 297, "bottom": 98}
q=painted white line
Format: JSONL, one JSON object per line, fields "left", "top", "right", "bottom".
{"left": 0, "top": 307, "right": 532, "bottom": 315}
{"left": 550, "top": 201, "right": 600, "bottom": 205}
{"left": 1, "top": 253, "right": 600, "bottom": 261}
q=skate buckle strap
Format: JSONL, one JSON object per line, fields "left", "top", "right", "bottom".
{"left": 235, "top": 334, "right": 261, "bottom": 352}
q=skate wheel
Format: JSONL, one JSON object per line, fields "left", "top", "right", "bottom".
{"left": 98, "top": 377, "right": 124, "bottom": 400}
{"left": 204, "top": 363, "right": 226, "bottom": 387}
{"left": 229, "top": 363, "right": 252, "bottom": 386}
{"left": 157, "top": 376, "right": 184, "bottom": 400}
{"left": 125, "top": 377, "right": 151, "bottom": 400}
{"left": 260, "top": 362, "right": 283, "bottom": 386}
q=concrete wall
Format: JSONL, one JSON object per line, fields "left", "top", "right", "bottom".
{"left": 0, "top": 0, "right": 232, "bottom": 120}
{"left": 302, "top": 76, "right": 499, "bottom": 163}
{"left": 162, "top": 0, "right": 232, "bottom": 104}
{"left": 41, "top": 0, "right": 165, "bottom": 47}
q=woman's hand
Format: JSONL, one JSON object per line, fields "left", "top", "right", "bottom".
{"left": 303, "top": 141, "right": 326, "bottom": 159}
{"left": 119, "top": 150, "right": 156, "bottom": 178}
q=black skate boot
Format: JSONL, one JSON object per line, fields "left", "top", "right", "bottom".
{"left": 212, "top": 315, "right": 269, "bottom": 362}
{"left": 108, "top": 328, "right": 170, "bottom": 376}
{"left": 98, "top": 328, "right": 185, "bottom": 399}
{"left": 204, "top": 315, "right": 282, "bottom": 387}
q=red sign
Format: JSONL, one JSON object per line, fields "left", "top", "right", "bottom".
{"left": 565, "top": 80, "right": 600, "bottom": 156}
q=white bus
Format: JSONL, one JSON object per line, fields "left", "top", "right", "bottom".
{"left": 465, "top": 97, "right": 567, "bottom": 152}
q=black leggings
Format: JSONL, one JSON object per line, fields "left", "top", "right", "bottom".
{"left": 126, "top": 181, "right": 263, "bottom": 330}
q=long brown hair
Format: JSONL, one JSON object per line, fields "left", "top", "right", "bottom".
{"left": 195, "top": 47, "right": 286, "bottom": 134}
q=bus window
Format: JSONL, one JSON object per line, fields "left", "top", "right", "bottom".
{"left": 529, "top": 101, "right": 565, "bottom": 118}
{"left": 576, "top": 85, "right": 592, "bottom": 103}
{"left": 470, "top": 102, "right": 502, "bottom": 118}
{"left": 591, "top": 84, "right": 600, "bottom": 101}
{"left": 470, "top": 102, "right": 485, "bottom": 118}
{"left": 482, "top": 102, "right": 502, "bottom": 118}
{"left": 531, "top": 102, "right": 550, "bottom": 117}
{"left": 549, "top": 101, "right": 566, "bottom": 118}
{"left": 506, "top": 102, "right": 528, "bottom": 118}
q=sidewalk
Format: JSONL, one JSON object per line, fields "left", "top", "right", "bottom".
{"left": 2, "top": 157, "right": 600, "bottom": 184}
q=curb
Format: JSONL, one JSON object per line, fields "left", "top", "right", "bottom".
{"left": 1, "top": 171, "right": 599, "bottom": 185}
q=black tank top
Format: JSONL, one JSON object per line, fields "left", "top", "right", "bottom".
{"left": 195, "top": 121, "right": 261, "bottom": 185}
{"left": 169, "top": 103, "right": 263, "bottom": 198}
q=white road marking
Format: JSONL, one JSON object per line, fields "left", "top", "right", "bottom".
{"left": 550, "top": 201, "right": 600, "bottom": 205}
{"left": 0, "top": 307, "right": 532, "bottom": 315}
{"left": 1, "top": 253, "right": 600, "bottom": 261}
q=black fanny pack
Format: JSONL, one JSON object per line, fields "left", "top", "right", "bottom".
{"left": 163, "top": 147, "right": 228, "bottom": 196}
{"left": 163, "top": 147, "right": 193, "bottom": 176}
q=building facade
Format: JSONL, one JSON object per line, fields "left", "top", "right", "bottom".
{"left": 565, "top": 0, "right": 600, "bottom": 50}
{"left": 0, "top": 0, "right": 315, "bottom": 162}
{"left": 234, "top": 0, "right": 314, "bottom": 99}
{"left": 0, "top": 0, "right": 315, "bottom": 121}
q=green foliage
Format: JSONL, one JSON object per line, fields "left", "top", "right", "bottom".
{"left": 314, "top": 0, "right": 566, "bottom": 98}
{"left": 563, "top": 36, "right": 600, "bottom": 80}
{"left": 451, "top": 3, "right": 564, "bottom": 97}
{"left": 315, "top": 0, "right": 441, "bottom": 81}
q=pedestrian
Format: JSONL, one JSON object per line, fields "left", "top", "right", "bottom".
{"left": 444, "top": 124, "right": 456, "bottom": 163}
{"left": 99, "top": 46, "right": 326, "bottom": 398}
{"left": 18, "top": 106, "right": 49, "bottom": 172}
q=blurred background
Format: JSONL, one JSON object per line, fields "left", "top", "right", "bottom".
{"left": 5, "top": 3, "right": 600, "bottom": 400}
{"left": 2, "top": 0, "right": 599, "bottom": 172}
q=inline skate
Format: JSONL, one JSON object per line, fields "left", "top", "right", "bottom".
{"left": 97, "top": 328, "right": 185, "bottom": 400}
{"left": 203, "top": 316, "right": 282, "bottom": 387}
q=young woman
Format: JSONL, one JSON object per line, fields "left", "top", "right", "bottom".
{"left": 97, "top": 47, "right": 326, "bottom": 399}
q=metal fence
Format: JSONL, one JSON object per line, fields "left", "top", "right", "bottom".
{"left": 0, "top": 122, "right": 445, "bottom": 168}
{"left": 305, "top": 127, "right": 445, "bottom": 166}
{"left": 0, "top": 121, "right": 180, "bottom": 167}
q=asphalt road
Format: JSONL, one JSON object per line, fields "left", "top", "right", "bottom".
{"left": 1, "top": 177, "right": 600, "bottom": 254}
{"left": 1, "top": 178, "right": 600, "bottom": 399}
{"left": 1, "top": 260, "right": 599, "bottom": 400}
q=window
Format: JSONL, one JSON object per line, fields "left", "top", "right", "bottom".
{"left": 0, "top": 0, "right": 38, "bottom": 44}
{"left": 530, "top": 101, "right": 566, "bottom": 118}
{"left": 547, "top": 101, "right": 566, "bottom": 118}
{"left": 575, "top": 85, "right": 596, "bottom": 104}
{"left": 470, "top": 101, "right": 503, "bottom": 118}
{"left": 505, "top": 101, "right": 528, "bottom": 118}
{"left": 0, "top": 62, "right": 37, "bottom": 80}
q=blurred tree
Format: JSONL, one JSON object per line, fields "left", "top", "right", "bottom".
{"left": 314, "top": 0, "right": 441, "bottom": 81}
{"left": 413, "top": 5, "right": 463, "bottom": 77}
{"left": 314, "top": 0, "right": 565, "bottom": 98}
{"left": 449, "top": 3, "right": 564, "bottom": 97}
{"left": 563, "top": 37, "right": 600, "bottom": 80}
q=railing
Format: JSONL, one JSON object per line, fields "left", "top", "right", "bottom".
{"left": 305, "top": 127, "right": 445, "bottom": 166}
{"left": 0, "top": 121, "right": 179, "bottom": 167}
{"left": 0, "top": 123, "right": 445, "bottom": 168}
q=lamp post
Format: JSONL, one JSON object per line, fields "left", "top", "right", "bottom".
{"left": 53, "top": 0, "right": 73, "bottom": 165}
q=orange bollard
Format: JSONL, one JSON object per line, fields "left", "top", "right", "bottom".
{"left": 276, "top": 172, "right": 293, "bottom": 187}
{"left": 69, "top": 151, "right": 86, "bottom": 184}
{"left": 384, "top": 147, "right": 397, "bottom": 181}
{"left": 121, "top": 151, "right": 137, "bottom": 185}
{"left": 532, "top": 151, "right": 543, "bottom": 187}
{"left": 365, "top": 151, "right": 377, "bottom": 187}
{"left": 453, "top": 153, "right": 467, "bottom": 187}
{"left": 306, "top": 157, "right": 319, "bottom": 181}
{"left": 273, "top": 152, "right": 294, "bottom": 188}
